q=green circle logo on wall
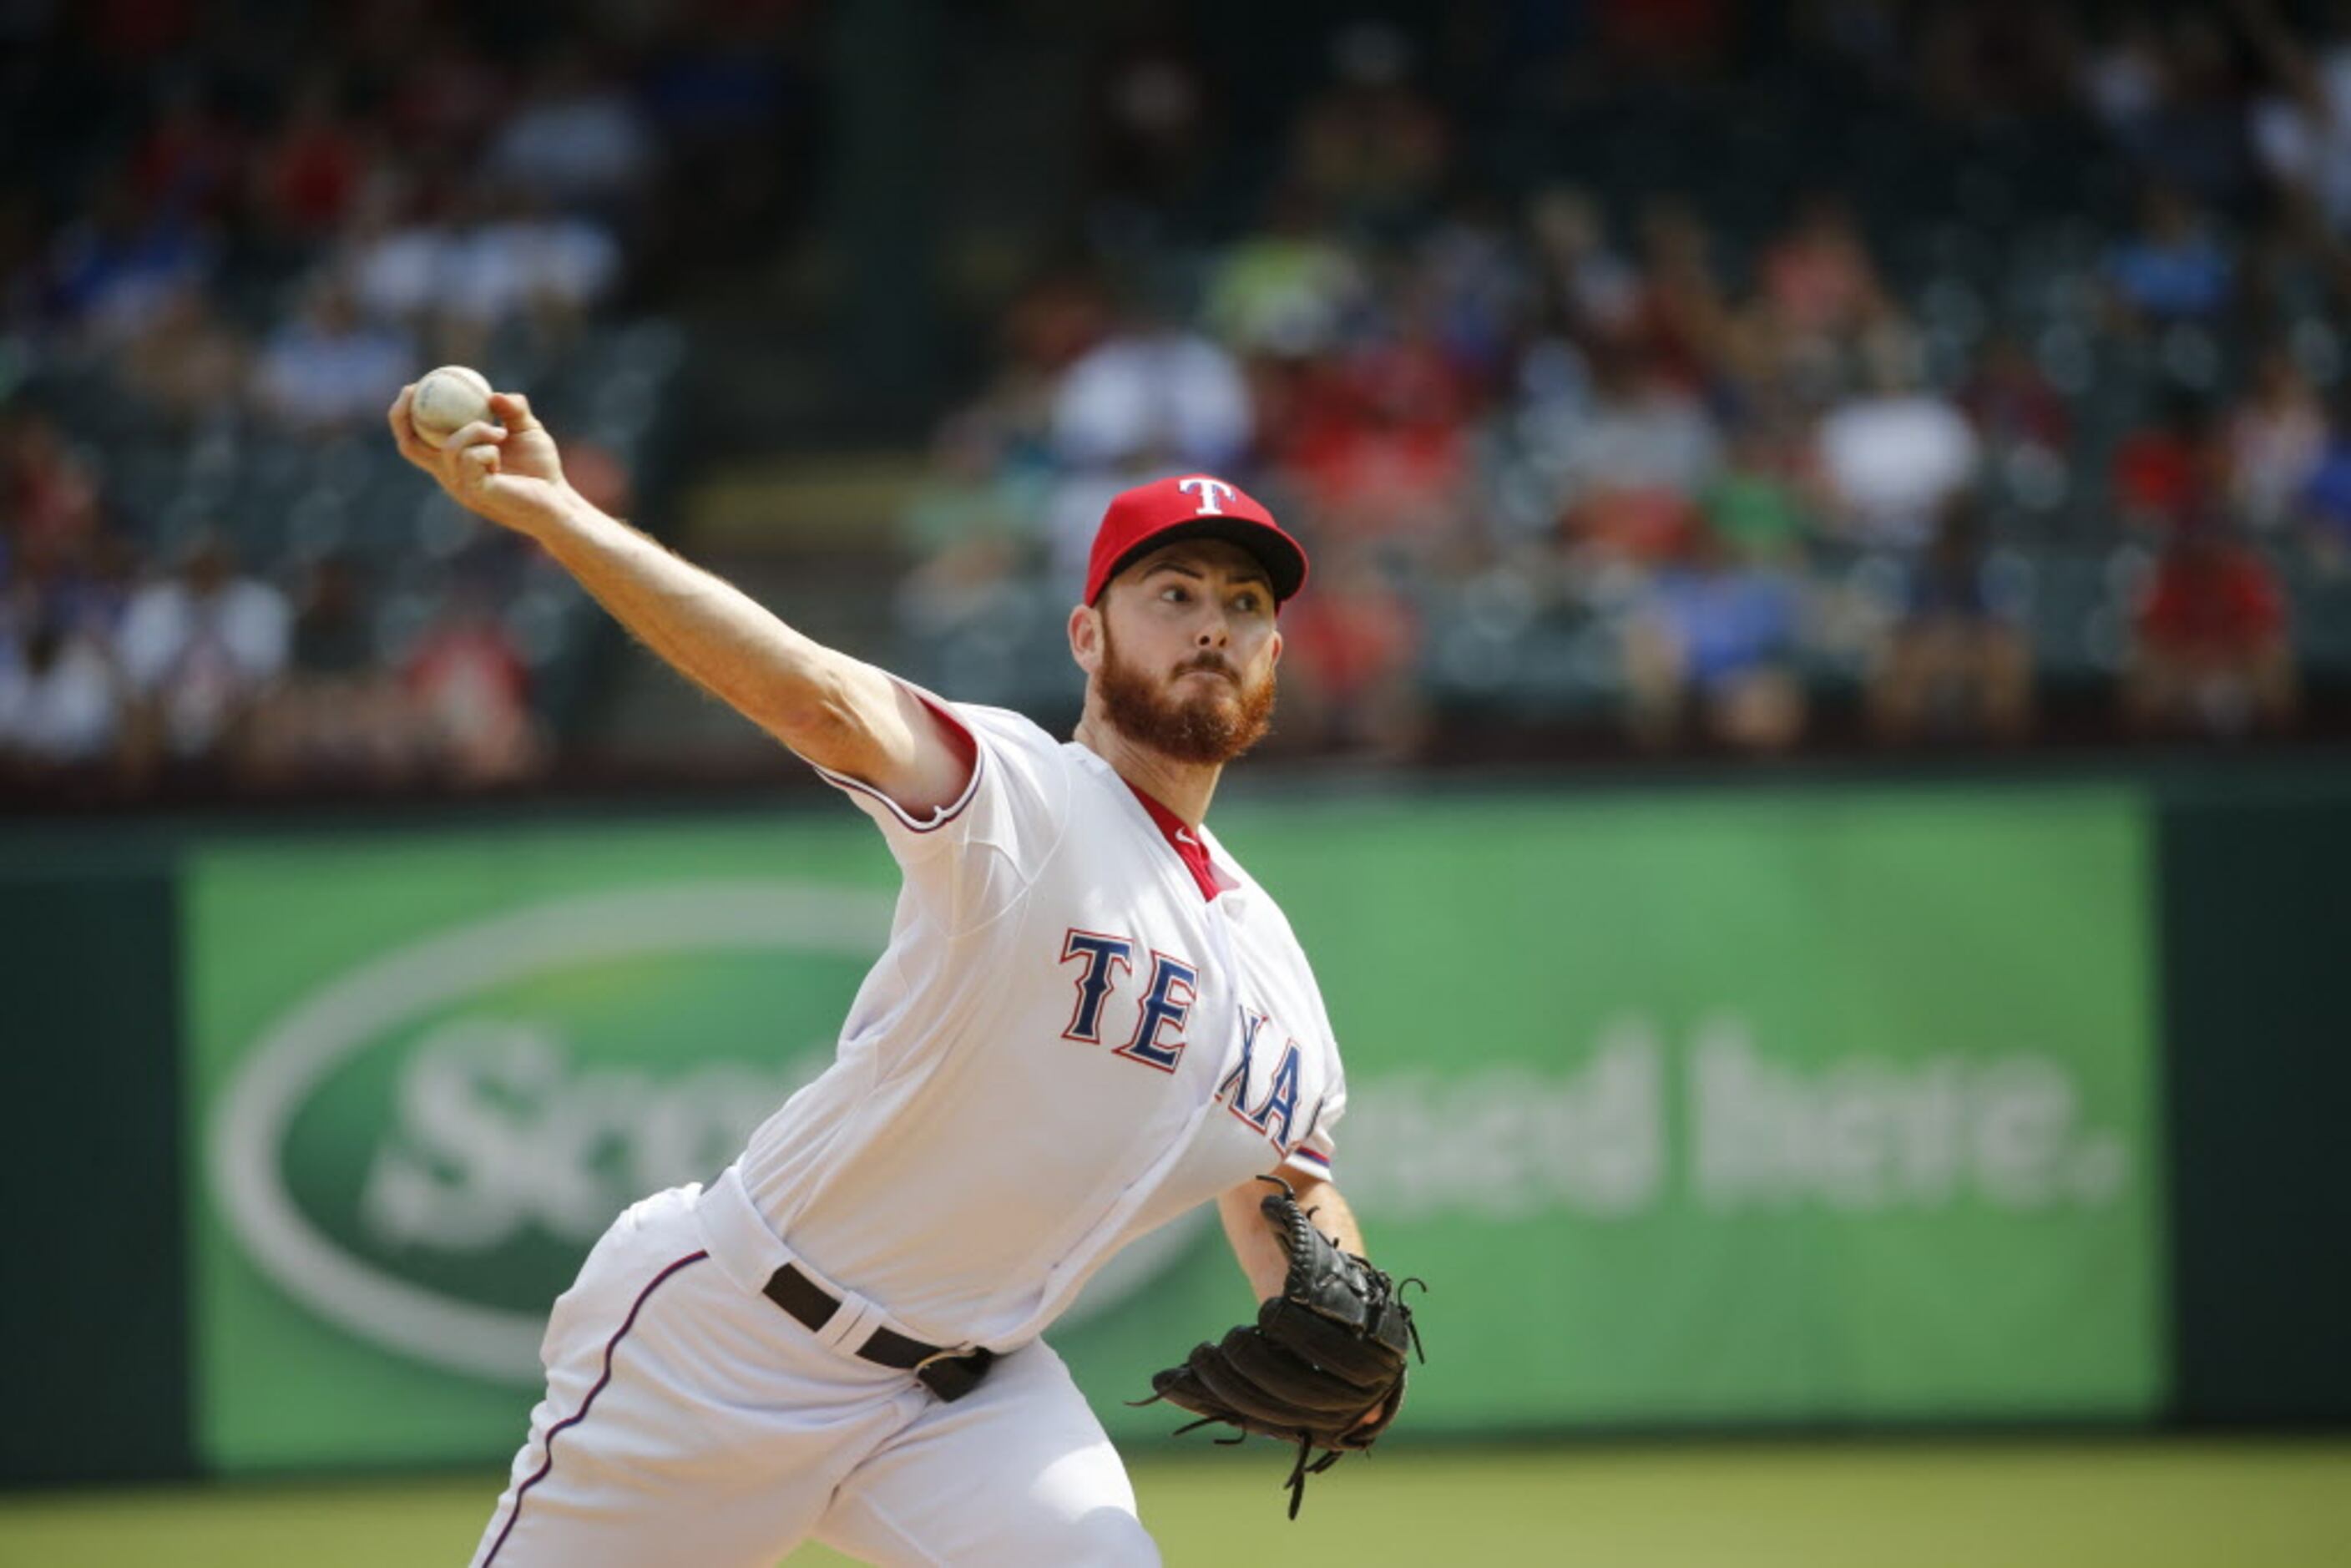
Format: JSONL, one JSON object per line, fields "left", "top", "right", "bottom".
{"left": 209, "top": 882, "right": 893, "bottom": 1383}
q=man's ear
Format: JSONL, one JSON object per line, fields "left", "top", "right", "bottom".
{"left": 1069, "top": 603, "right": 1103, "bottom": 675}
{"left": 1267, "top": 627, "right": 1282, "bottom": 670}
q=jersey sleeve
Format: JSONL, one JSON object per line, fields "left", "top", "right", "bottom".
{"left": 807, "top": 685, "right": 1070, "bottom": 932}
{"left": 1279, "top": 1060, "right": 1343, "bottom": 1181}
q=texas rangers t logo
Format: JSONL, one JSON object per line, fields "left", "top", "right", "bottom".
{"left": 1177, "top": 477, "right": 1236, "bottom": 515}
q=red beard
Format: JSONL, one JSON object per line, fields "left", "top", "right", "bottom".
{"left": 1097, "top": 621, "right": 1277, "bottom": 766}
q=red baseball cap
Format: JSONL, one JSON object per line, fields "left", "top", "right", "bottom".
{"left": 1084, "top": 474, "right": 1308, "bottom": 607}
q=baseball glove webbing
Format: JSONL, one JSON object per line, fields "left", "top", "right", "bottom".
{"left": 1138, "top": 1176, "right": 1423, "bottom": 1518}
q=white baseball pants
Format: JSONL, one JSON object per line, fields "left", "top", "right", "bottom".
{"left": 468, "top": 1171, "right": 1159, "bottom": 1567}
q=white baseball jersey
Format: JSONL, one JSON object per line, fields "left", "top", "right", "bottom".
{"left": 732, "top": 691, "right": 1345, "bottom": 1352}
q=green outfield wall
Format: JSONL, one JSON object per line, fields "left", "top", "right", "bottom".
{"left": 4, "top": 761, "right": 2347, "bottom": 1481}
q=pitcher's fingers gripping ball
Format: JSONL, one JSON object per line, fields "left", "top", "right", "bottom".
{"left": 1140, "top": 1176, "right": 1424, "bottom": 1518}
{"left": 387, "top": 377, "right": 569, "bottom": 539}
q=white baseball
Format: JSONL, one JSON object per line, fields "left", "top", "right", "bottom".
{"left": 410, "top": 365, "right": 496, "bottom": 448}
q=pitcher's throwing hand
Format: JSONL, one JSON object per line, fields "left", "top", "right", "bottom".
{"left": 387, "top": 380, "right": 573, "bottom": 539}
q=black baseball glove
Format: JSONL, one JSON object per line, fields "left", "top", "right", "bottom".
{"left": 1140, "top": 1176, "right": 1423, "bottom": 1518}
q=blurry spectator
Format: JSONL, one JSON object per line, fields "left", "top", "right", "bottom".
{"left": 0, "top": 604, "right": 128, "bottom": 780}
{"left": 9, "top": 528, "right": 137, "bottom": 655}
{"left": 1049, "top": 291, "right": 1251, "bottom": 474}
{"left": 1288, "top": 22, "right": 1450, "bottom": 231}
{"left": 289, "top": 552, "right": 376, "bottom": 680}
{"left": 1631, "top": 199, "right": 1735, "bottom": 394}
{"left": 1281, "top": 295, "right": 1476, "bottom": 554}
{"left": 2126, "top": 524, "right": 2297, "bottom": 736}
{"left": 256, "top": 73, "right": 369, "bottom": 240}
{"left": 1203, "top": 187, "right": 1363, "bottom": 358}
{"left": 1815, "top": 345, "right": 1980, "bottom": 547}
{"left": 1054, "top": 310, "right": 1250, "bottom": 469}
{"left": 347, "top": 173, "right": 621, "bottom": 357}
{"left": 2, "top": 529, "right": 133, "bottom": 781}
{"left": 1701, "top": 421, "right": 1813, "bottom": 562}
{"left": 1757, "top": 191, "right": 1883, "bottom": 347}
{"left": 1001, "top": 266, "right": 1113, "bottom": 387}
{"left": 486, "top": 50, "right": 657, "bottom": 215}
{"left": 2079, "top": 14, "right": 2167, "bottom": 142}
{"left": 1554, "top": 349, "right": 1719, "bottom": 562}
{"left": 1264, "top": 545, "right": 1426, "bottom": 759}
{"left": 403, "top": 585, "right": 542, "bottom": 787}
{"left": 1410, "top": 195, "right": 1524, "bottom": 390}
{"left": 954, "top": 268, "right": 1108, "bottom": 482}
{"left": 252, "top": 279, "right": 414, "bottom": 432}
{"left": 46, "top": 175, "right": 215, "bottom": 347}
{"left": 2240, "top": 0, "right": 2351, "bottom": 238}
{"left": 1960, "top": 331, "right": 2074, "bottom": 456}
{"left": 130, "top": 79, "right": 247, "bottom": 225}
{"left": 2226, "top": 346, "right": 2328, "bottom": 529}
{"left": 1961, "top": 331, "right": 2075, "bottom": 520}
{"left": 387, "top": 22, "right": 511, "bottom": 157}
{"left": 1505, "top": 327, "right": 1595, "bottom": 506}
{"left": 2116, "top": 15, "right": 2255, "bottom": 210}
{"left": 1622, "top": 528, "right": 1807, "bottom": 752}
{"left": 1524, "top": 185, "right": 1641, "bottom": 344}
{"left": 443, "top": 185, "right": 624, "bottom": 345}
{"left": 2106, "top": 184, "right": 2235, "bottom": 324}
{"left": 2112, "top": 391, "right": 2222, "bottom": 530}
{"left": 117, "top": 531, "right": 290, "bottom": 770}
{"left": 250, "top": 553, "right": 411, "bottom": 787}
{"left": 2297, "top": 402, "right": 2351, "bottom": 565}
{"left": 1, "top": 408, "right": 101, "bottom": 555}
{"left": 119, "top": 280, "right": 249, "bottom": 431}
{"left": 342, "top": 178, "right": 454, "bottom": 330}
{"left": 894, "top": 413, "right": 1048, "bottom": 640}
{"left": 1868, "top": 501, "right": 2033, "bottom": 744}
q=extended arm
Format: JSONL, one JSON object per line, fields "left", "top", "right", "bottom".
{"left": 388, "top": 384, "right": 970, "bottom": 811}
{"left": 1219, "top": 1168, "right": 1367, "bottom": 1302}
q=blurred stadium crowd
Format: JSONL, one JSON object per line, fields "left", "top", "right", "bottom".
{"left": 897, "top": 0, "right": 2351, "bottom": 761}
{"left": 0, "top": 0, "right": 813, "bottom": 799}
{"left": 8, "top": 1, "right": 2351, "bottom": 801}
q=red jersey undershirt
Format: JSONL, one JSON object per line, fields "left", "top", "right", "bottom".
{"left": 1125, "top": 781, "right": 1240, "bottom": 903}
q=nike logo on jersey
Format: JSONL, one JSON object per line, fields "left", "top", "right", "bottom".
{"left": 1174, "top": 830, "right": 1199, "bottom": 847}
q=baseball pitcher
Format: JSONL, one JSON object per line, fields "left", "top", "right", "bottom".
{"left": 389, "top": 382, "right": 1419, "bottom": 1566}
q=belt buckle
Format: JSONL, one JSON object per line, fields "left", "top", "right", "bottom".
{"left": 911, "top": 1343, "right": 993, "bottom": 1404}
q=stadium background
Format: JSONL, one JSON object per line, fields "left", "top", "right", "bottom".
{"left": 3, "top": 1, "right": 2348, "bottom": 1562}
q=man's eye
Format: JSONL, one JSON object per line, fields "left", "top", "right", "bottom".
{"left": 1161, "top": 585, "right": 1191, "bottom": 603}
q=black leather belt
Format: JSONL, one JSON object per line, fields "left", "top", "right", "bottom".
{"left": 761, "top": 1263, "right": 995, "bottom": 1402}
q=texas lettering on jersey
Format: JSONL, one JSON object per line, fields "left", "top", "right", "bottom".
{"left": 1057, "top": 928, "right": 1324, "bottom": 1161}
{"left": 1058, "top": 928, "right": 1196, "bottom": 1070}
